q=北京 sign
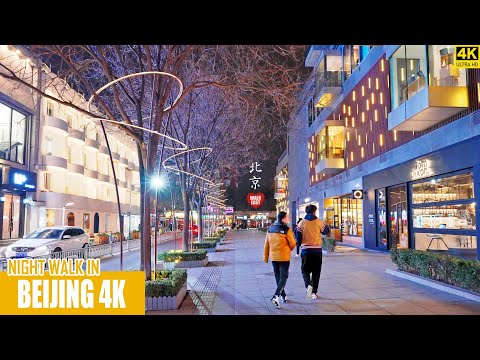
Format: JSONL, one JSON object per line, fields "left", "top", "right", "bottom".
{"left": 2, "top": 168, "right": 37, "bottom": 191}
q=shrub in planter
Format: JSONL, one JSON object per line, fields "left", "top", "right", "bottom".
{"left": 158, "top": 249, "right": 207, "bottom": 262}
{"left": 192, "top": 240, "right": 217, "bottom": 249}
{"left": 323, "top": 238, "right": 336, "bottom": 253}
{"left": 94, "top": 233, "right": 109, "bottom": 245}
{"left": 391, "top": 249, "right": 480, "bottom": 293}
{"left": 145, "top": 269, "right": 187, "bottom": 297}
{"left": 130, "top": 230, "right": 140, "bottom": 239}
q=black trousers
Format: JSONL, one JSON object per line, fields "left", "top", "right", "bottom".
{"left": 301, "top": 252, "right": 323, "bottom": 293}
{"left": 271, "top": 261, "right": 290, "bottom": 297}
{"left": 296, "top": 244, "right": 301, "bottom": 255}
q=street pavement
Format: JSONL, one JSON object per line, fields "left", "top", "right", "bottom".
{"left": 148, "top": 229, "right": 480, "bottom": 315}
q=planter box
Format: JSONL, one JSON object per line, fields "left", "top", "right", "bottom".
{"left": 145, "top": 282, "right": 187, "bottom": 311}
{"left": 162, "top": 256, "right": 209, "bottom": 269}
{"left": 94, "top": 235, "right": 109, "bottom": 245}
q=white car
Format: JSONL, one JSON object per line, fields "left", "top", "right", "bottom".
{"left": 5, "top": 226, "right": 90, "bottom": 259}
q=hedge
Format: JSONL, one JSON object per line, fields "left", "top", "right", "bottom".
{"left": 192, "top": 240, "right": 217, "bottom": 249}
{"left": 158, "top": 249, "right": 207, "bottom": 262}
{"left": 323, "top": 238, "right": 336, "bottom": 252}
{"left": 391, "top": 249, "right": 480, "bottom": 293}
{"left": 145, "top": 269, "right": 187, "bottom": 297}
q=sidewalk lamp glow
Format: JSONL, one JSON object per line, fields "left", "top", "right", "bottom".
{"left": 152, "top": 176, "right": 166, "bottom": 189}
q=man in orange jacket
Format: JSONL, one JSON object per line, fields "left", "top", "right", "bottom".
{"left": 263, "top": 211, "right": 296, "bottom": 308}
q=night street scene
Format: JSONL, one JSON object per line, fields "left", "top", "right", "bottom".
{"left": 1, "top": 44, "right": 480, "bottom": 316}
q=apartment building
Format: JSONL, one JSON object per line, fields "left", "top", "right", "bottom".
{"left": 288, "top": 45, "right": 480, "bottom": 260}
{"left": 0, "top": 45, "right": 141, "bottom": 242}
{"left": 274, "top": 149, "right": 288, "bottom": 215}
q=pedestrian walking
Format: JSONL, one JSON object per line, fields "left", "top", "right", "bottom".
{"left": 263, "top": 211, "right": 296, "bottom": 309}
{"left": 296, "top": 204, "right": 328, "bottom": 300}
{"left": 293, "top": 217, "right": 303, "bottom": 257}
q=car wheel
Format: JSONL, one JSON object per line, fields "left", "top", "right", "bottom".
{"left": 52, "top": 247, "right": 62, "bottom": 259}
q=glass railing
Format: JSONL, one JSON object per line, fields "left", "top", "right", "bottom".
{"left": 315, "top": 71, "right": 343, "bottom": 99}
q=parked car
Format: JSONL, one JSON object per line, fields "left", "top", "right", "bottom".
{"left": 5, "top": 226, "right": 90, "bottom": 259}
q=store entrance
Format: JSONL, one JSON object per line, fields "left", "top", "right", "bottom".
{"left": 2, "top": 194, "right": 21, "bottom": 239}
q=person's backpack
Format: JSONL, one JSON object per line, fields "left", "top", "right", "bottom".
{"left": 321, "top": 223, "right": 331, "bottom": 236}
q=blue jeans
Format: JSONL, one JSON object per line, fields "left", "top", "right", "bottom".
{"left": 272, "top": 261, "right": 290, "bottom": 297}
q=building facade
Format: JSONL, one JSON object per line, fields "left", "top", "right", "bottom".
{"left": 0, "top": 45, "right": 141, "bottom": 242}
{"left": 288, "top": 45, "right": 480, "bottom": 260}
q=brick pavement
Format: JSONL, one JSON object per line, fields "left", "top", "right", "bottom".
{"left": 147, "top": 229, "right": 480, "bottom": 315}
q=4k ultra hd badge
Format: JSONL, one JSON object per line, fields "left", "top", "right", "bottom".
{"left": 455, "top": 45, "right": 480, "bottom": 68}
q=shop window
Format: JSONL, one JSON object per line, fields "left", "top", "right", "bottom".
{"left": 67, "top": 212, "right": 75, "bottom": 226}
{"left": 376, "top": 188, "right": 387, "bottom": 248}
{"left": 411, "top": 170, "right": 477, "bottom": 258}
{"left": 46, "top": 209, "right": 55, "bottom": 227}
{"left": 340, "top": 196, "right": 363, "bottom": 237}
{"left": 388, "top": 184, "right": 409, "bottom": 249}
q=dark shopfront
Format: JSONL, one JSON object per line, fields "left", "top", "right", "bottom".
{"left": 363, "top": 136, "right": 480, "bottom": 260}
{"left": 0, "top": 167, "right": 36, "bottom": 240}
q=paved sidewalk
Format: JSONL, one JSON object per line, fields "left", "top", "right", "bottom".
{"left": 148, "top": 229, "right": 480, "bottom": 315}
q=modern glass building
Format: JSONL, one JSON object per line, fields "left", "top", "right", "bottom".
{"left": 287, "top": 45, "right": 480, "bottom": 259}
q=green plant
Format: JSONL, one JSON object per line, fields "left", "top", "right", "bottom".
{"left": 158, "top": 249, "right": 207, "bottom": 262}
{"left": 145, "top": 269, "right": 187, "bottom": 297}
{"left": 323, "top": 238, "right": 336, "bottom": 252}
{"left": 391, "top": 249, "right": 480, "bottom": 293}
{"left": 192, "top": 240, "right": 217, "bottom": 249}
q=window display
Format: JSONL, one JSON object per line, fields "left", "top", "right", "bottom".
{"left": 411, "top": 170, "right": 477, "bottom": 258}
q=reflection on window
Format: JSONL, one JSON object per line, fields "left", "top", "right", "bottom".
{"left": 315, "top": 126, "right": 345, "bottom": 163}
{"left": 412, "top": 172, "right": 474, "bottom": 204}
{"left": 413, "top": 203, "right": 476, "bottom": 230}
{"left": 315, "top": 55, "right": 343, "bottom": 101}
{"left": 390, "top": 45, "right": 427, "bottom": 109}
{"left": 0, "top": 102, "right": 27, "bottom": 164}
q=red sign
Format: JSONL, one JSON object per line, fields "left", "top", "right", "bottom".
{"left": 247, "top": 192, "right": 265, "bottom": 209}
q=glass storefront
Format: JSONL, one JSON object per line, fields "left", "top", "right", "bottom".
{"left": 0, "top": 101, "right": 27, "bottom": 164}
{"left": 1, "top": 194, "right": 21, "bottom": 239}
{"left": 324, "top": 195, "right": 362, "bottom": 241}
{"left": 298, "top": 201, "right": 320, "bottom": 220}
{"left": 411, "top": 170, "right": 477, "bottom": 259}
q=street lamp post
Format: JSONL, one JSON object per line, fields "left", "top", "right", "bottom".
{"left": 62, "top": 202, "right": 74, "bottom": 226}
{"left": 152, "top": 176, "right": 165, "bottom": 279}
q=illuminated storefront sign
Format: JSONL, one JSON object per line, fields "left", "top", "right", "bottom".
{"left": 3, "top": 168, "right": 37, "bottom": 191}
{"left": 411, "top": 159, "right": 432, "bottom": 180}
{"left": 225, "top": 207, "right": 234, "bottom": 214}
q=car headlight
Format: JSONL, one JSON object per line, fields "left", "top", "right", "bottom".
{"left": 36, "top": 245, "right": 50, "bottom": 253}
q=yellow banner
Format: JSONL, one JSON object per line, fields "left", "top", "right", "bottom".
{"left": 454, "top": 45, "right": 480, "bottom": 68}
{"left": 0, "top": 261, "right": 145, "bottom": 315}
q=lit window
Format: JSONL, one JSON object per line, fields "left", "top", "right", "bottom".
{"left": 361, "top": 112, "right": 365, "bottom": 123}
{"left": 361, "top": 147, "right": 364, "bottom": 158}
{"left": 374, "top": 109, "right": 378, "bottom": 122}
{"left": 394, "top": 130, "right": 397, "bottom": 141}
{"left": 380, "top": 134, "right": 384, "bottom": 146}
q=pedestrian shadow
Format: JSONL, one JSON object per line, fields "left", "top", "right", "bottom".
{"left": 215, "top": 249, "right": 233, "bottom": 253}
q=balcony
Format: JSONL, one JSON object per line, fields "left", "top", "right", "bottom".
{"left": 112, "top": 152, "right": 120, "bottom": 162}
{"left": 67, "top": 128, "right": 85, "bottom": 144}
{"left": 314, "top": 122, "right": 345, "bottom": 175}
{"left": 314, "top": 50, "right": 343, "bottom": 108}
{"left": 85, "top": 138, "right": 100, "bottom": 150}
{"left": 120, "top": 156, "right": 129, "bottom": 166}
{"left": 98, "top": 146, "right": 109, "bottom": 157}
{"left": 388, "top": 86, "right": 469, "bottom": 131}
{"left": 67, "top": 162, "right": 84, "bottom": 175}
{"left": 44, "top": 154, "right": 67, "bottom": 171}
{"left": 84, "top": 168, "right": 98, "bottom": 180}
{"left": 45, "top": 116, "right": 68, "bottom": 135}
{"left": 128, "top": 160, "right": 135, "bottom": 169}
{"left": 134, "top": 165, "right": 140, "bottom": 172}
{"left": 305, "top": 45, "right": 330, "bottom": 67}
{"left": 117, "top": 179, "right": 127, "bottom": 188}
{"left": 98, "top": 173, "right": 110, "bottom": 183}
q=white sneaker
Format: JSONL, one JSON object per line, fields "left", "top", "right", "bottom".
{"left": 295, "top": 254, "right": 299, "bottom": 257}
{"left": 271, "top": 296, "right": 280, "bottom": 308}
{"left": 306, "top": 285, "right": 313, "bottom": 299}
{"left": 311, "top": 293, "right": 318, "bottom": 299}
{"left": 280, "top": 295, "right": 288, "bottom": 303}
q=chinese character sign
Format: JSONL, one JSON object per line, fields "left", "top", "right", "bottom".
{"left": 249, "top": 162, "right": 262, "bottom": 189}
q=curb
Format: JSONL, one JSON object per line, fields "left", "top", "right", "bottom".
{"left": 386, "top": 268, "right": 480, "bottom": 303}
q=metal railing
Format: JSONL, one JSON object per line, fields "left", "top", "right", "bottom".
{"left": 0, "top": 239, "right": 142, "bottom": 271}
